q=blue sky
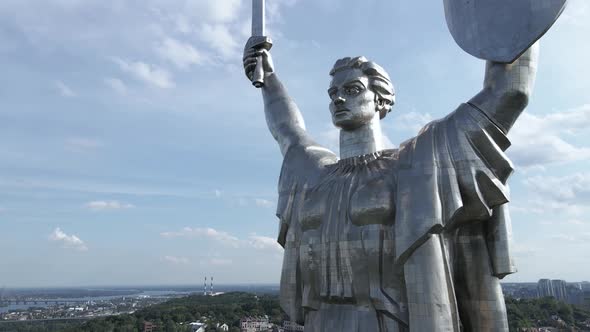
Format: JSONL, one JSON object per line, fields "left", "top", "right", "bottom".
{"left": 0, "top": 0, "right": 588, "bottom": 287}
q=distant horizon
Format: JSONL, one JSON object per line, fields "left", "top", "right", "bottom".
{"left": 3, "top": 280, "right": 590, "bottom": 290}
{"left": 1, "top": 283, "right": 280, "bottom": 290}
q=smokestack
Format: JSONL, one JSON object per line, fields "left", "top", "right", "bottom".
{"left": 204, "top": 277, "right": 207, "bottom": 296}
{"left": 210, "top": 276, "right": 213, "bottom": 295}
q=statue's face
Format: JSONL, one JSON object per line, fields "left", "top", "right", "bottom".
{"left": 328, "top": 68, "right": 377, "bottom": 130}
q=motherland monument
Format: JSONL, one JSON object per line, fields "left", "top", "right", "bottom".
{"left": 243, "top": 0, "right": 569, "bottom": 331}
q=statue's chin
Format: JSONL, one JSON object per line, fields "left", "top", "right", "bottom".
{"left": 332, "top": 117, "right": 370, "bottom": 131}
{"left": 333, "top": 120, "right": 357, "bottom": 131}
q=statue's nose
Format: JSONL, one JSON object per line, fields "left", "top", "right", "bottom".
{"left": 334, "top": 96, "right": 345, "bottom": 106}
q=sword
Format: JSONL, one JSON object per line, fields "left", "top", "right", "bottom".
{"left": 246, "top": 0, "right": 272, "bottom": 88}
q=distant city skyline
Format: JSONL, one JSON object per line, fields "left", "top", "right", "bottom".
{"left": 0, "top": 1, "right": 589, "bottom": 287}
{"left": 2, "top": 279, "right": 590, "bottom": 290}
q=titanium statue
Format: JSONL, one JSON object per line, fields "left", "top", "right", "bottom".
{"left": 243, "top": 1, "right": 567, "bottom": 331}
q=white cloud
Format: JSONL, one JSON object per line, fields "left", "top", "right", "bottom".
{"left": 264, "top": 0, "right": 301, "bottom": 33}
{"left": 211, "top": 258, "right": 232, "bottom": 265}
{"left": 550, "top": 232, "right": 590, "bottom": 244}
{"left": 382, "top": 134, "right": 395, "bottom": 149}
{"left": 198, "top": 24, "right": 239, "bottom": 60}
{"left": 523, "top": 173, "right": 590, "bottom": 203}
{"left": 104, "top": 77, "right": 128, "bottom": 95}
{"left": 561, "top": 0, "right": 590, "bottom": 27}
{"left": 510, "top": 135, "right": 590, "bottom": 169}
{"left": 160, "top": 227, "right": 282, "bottom": 253}
{"left": 49, "top": 228, "right": 88, "bottom": 251}
{"left": 172, "top": 15, "right": 192, "bottom": 34}
{"left": 200, "top": 257, "right": 233, "bottom": 266}
{"left": 162, "top": 255, "right": 189, "bottom": 265}
{"left": 229, "top": 196, "right": 277, "bottom": 207}
{"left": 551, "top": 234, "right": 578, "bottom": 242}
{"left": 510, "top": 204, "right": 545, "bottom": 215}
{"left": 567, "top": 219, "right": 587, "bottom": 226}
{"left": 55, "top": 80, "right": 76, "bottom": 97}
{"left": 185, "top": 0, "right": 242, "bottom": 23}
{"left": 0, "top": 175, "right": 213, "bottom": 198}
{"left": 0, "top": 0, "right": 297, "bottom": 73}
{"left": 85, "top": 200, "right": 134, "bottom": 211}
{"left": 512, "top": 173, "right": 590, "bottom": 218}
{"left": 255, "top": 198, "right": 273, "bottom": 208}
{"left": 508, "top": 106, "right": 590, "bottom": 168}
{"left": 156, "top": 37, "right": 207, "bottom": 69}
{"left": 392, "top": 111, "right": 434, "bottom": 134}
{"left": 161, "top": 227, "right": 239, "bottom": 246}
{"left": 512, "top": 198, "right": 585, "bottom": 218}
{"left": 112, "top": 57, "right": 174, "bottom": 89}
{"left": 249, "top": 234, "right": 283, "bottom": 252}
{"left": 512, "top": 243, "right": 539, "bottom": 257}
{"left": 318, "top": 125, "right": 339, "bottom": 154}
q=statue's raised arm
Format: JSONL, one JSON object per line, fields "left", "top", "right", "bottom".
{"left": 243, "top": 46, "right": 310, "bottom": 156}
{"left": 424, "top": 1, "right": 568, "bottom": 330}
{"left": 243, "top": 0, "right": 315, "bottom": 156}
{"left": 443, "top": 0, "right": 567, "bottom": 133}
{"left": 468, "top": 43, "right": 539, "bottom": 133}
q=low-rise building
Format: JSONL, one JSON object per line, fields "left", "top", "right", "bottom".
{"left": 240, "top": 316, "right": 273, "bottom": 332}
{"left": 189, "top": 321, "right": 207, "bottom": 332}
{"left": 282, "top": 320, "right": 304, "bottom": 332}
{"left": 143, "top": 321, "right": 157, "bottom": 332}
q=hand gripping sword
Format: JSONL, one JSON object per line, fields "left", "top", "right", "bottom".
{"left": 245, "top": 0, "right": 272, "bottom": 88}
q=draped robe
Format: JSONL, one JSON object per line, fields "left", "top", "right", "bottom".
{"left": 276, "top": 103, "right": 516, "bottom": 331}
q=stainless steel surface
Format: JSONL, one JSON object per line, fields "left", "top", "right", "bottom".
{"left": 242, "top": 3, "right": 563, "bottom": 331}
{"left": 444, "top": 0, "right": 567, "bottom": 62}
{"left": 328, "top": 57, "right": 392, "bottom": 159}
{"left": 250, "top": 0, "right": 268, "bottom": 88}
{"left": 252, "top": 0, "right": 265, "bottom": 37}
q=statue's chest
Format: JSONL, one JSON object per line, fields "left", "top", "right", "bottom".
{"left": 294, "top": 161, "right": 399, "bottom": 302}
{"left": 297, "top": 163, "right": 396, "bottom": 235}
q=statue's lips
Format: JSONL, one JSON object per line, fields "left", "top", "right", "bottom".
{"left": 333, "top": 109, "right": 350, "bottom": 116}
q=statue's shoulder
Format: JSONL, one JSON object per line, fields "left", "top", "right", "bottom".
{"left": 276, "top": 142, "right": 336, "bottom": 246}
{"left": 396, "top": 103, "right": 511, "bottom": 168}
{"left": 279, "top": 142, "right": 337, "bottom": 193}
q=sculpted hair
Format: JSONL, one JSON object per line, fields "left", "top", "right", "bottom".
{"left": 330, "top": 56, "right": 395, "bottom": 119}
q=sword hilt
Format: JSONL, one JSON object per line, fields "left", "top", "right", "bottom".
{"left": 245, "top": 36, "right": 273, "bottom": 88}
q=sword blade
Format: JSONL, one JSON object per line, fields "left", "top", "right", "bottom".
{"left": 252, "top": 0, "right": 265, "bottom": 36}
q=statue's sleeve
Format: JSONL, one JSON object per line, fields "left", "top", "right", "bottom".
{"left": 395, "top": 103, "right": 514, "bottom": 268}
{"left": 275, "top": 142, "right": 337, "bottom": 324}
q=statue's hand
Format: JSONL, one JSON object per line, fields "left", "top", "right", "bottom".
{"left": 243, "top": 46, "right": 274, "bottom": 83}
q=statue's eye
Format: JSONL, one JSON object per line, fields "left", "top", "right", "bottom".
{"left": 345, "top": 86, "right": 361, "bottom": 95}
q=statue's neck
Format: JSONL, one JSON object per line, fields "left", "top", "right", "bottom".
{"left": 339, "top": 115, "right": 384, "bottom": 159}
